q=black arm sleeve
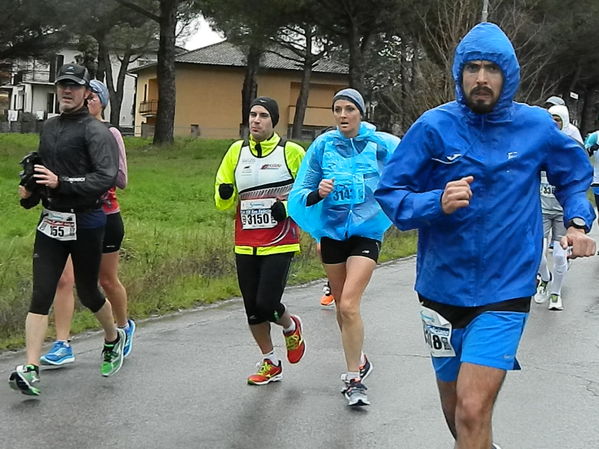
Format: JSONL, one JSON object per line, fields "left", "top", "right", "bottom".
{"left": 306, "top": 190, "right": 323, "bottom": 206}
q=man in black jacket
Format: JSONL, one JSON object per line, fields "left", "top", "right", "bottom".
{"left": 10, "top": 64, "right": 126, "bottom": 396}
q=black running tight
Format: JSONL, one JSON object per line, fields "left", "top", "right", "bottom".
{"left": 30, "top": 227, "right": 106, "bottom": 315}
{"left": 235, "top": 252, "right": 293, "bottom": 325}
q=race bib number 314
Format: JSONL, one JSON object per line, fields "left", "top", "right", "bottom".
{"left": 330, "top": 174, "right": 365, "bottom": 205}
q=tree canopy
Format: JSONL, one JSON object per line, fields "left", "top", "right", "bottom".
{"left": 3, "top": 0, "right": 599, "bottom": 135}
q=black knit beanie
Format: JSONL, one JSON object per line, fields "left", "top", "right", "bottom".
{"left": 250, "top": 97, "right": 279, "bottom": 126}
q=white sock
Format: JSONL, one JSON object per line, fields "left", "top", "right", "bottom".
{"left": 538, "top": 238, "right": 551, "bottom": 282}
{"left": 360, "top": 353, "right": 366, "bottom": 366}
{"left": 551, "top": 243, "right": 568, "bottom": 295}
{"left": 263, "top": 350, "right": 278, "bottom": 364}
{"left": 346, "top": 371, "right": 360, "bottom": 382}
{"left": 119, "top": 322, "right": 130, "bottom": 331}
{"left": 283, "top": 318, "right": 296, "bottom": 333}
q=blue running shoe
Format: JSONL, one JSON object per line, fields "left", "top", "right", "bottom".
{"left": 123, "top": 319, "right": 136, "bottom": 358}
{"left": 40, "top": 341, "right": 74, "bottom": 366}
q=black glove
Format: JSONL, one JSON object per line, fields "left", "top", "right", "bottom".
{"left": 587, "top": 143, "right": 599, "bottom": 157}
{"left": 20, "top": 191, "right": 41, "bottom": 209}
{"left": 19, "top": 151, "right": 42, "bottom": 192}
{"left": 218, "top": 183, "right": 234, "bottom": 199}
{"left": 270, "top": 200, "right": 287, "bottom": 222}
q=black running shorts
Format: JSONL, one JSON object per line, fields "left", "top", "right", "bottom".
{"left": 320, "top": 236, "right": 381, "bottom": 264}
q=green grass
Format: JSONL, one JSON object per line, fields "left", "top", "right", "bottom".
{"left": 0, "top": 134, "right": 416, "bottom": 350}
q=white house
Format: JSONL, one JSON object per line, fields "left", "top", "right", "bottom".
{"left": 1, "top": 47, "right": 156, "bottom": 133}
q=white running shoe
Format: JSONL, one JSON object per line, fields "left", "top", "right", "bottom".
{"left": 534, "top": 275, "right": 551, "bottom": 304}
{"left": 548, "top": 293, "right": 563, "bottom": 311}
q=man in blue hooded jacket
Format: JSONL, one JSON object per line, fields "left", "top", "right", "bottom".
{"left": 375, "top": 23, "right": 595, "bottom": 448}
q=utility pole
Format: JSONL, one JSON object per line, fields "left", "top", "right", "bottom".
{"left": 481, "top": 0, "right": 489, "bottom": 21}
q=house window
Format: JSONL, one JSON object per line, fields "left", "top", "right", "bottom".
{"left": 47, "top": 92, "right": 57, "bottom": 113}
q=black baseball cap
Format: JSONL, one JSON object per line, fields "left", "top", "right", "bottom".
{"left": 55, "top": 64, "right": 90, "bottom": 86}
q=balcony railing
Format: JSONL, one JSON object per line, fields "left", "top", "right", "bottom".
{"left": 14, "top": 69, "right": 52, "bottom": 84}
{"left": 139, "top": 99, "right": 158, "bottom": 116}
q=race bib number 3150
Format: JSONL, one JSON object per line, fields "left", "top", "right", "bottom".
{"left": 420, "top": 306, "right": 456, "bottom": 357}
{"left": 37, "top": 209, "right": 77, "bottom": 241}
{"left": 240, "top": 199, "right": 276, "bottom": 230}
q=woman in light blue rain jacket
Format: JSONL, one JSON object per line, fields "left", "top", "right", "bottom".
{"left": 288, "top": 88, "right": 399, "bottom": 407}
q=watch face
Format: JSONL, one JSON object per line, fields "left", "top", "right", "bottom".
{"left": 572, "top": 218, "right": 586, "bottom": 227}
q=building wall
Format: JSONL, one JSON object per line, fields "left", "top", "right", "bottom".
{"left": 135, "top": 64, "right": 348, "bottom": 139}
{"left": 174, "top": 65, "right": 245, "bottom": 138}
{"left": 31, "top": 85, "right": 54, "bottom": 114}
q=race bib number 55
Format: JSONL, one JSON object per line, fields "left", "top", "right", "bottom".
{"left": 37, "top": 209, "right": 77, "bottom": 241}
{"left": 240, "top": 199, "right": 276, "bottom": 230}
{"left": 420, "top": 306, "right": 456, "bottom": 357}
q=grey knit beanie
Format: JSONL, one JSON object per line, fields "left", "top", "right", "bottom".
{"left": 332, "top": 88, "right": 365, "bottom": 116}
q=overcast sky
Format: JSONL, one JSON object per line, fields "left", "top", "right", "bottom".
{"left": 181, "top": 16, "right": 224, "bottom": 51}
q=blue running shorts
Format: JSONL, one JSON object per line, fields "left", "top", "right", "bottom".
{"left": 430, "top": 311, "right": 528, "bottom": 382}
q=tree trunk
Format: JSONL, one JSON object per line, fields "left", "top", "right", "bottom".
{"left": 108, "top": 50, "right": 132, "bottom": 127}
{"left": 153, "top": 0, "right": 177, "bottom": 145}
{"left": 581, "top": 83, "right": 599, "bottom": 136}
{"left": 240, "top": 45, "right": 261, "bottom": 138}
{"left": 347, "top": 20, "right": 365, "bottom": 92}
{"left": 95, "top": 31, "right": 109, "bottom": 83}
{"left": 291, "top": 27, "right": 314, "bottom": 140}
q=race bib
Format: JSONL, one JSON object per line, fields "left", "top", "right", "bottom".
{"left": 540, "top": 182, "right": 556, "bottom": 197}
{"left": 329, "top": 174, "right": 365, "bottom": 205}
{"left": 37, "top": 209, "right": 77, "bottom": 241}
{"left": 240, "top": 199, "right": 276, "bottom": 230}
{"left": 420, "top": 306, "right": 456, "bottom": 357}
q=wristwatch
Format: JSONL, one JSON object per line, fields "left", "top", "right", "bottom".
{"left": 567, "top": 217, "right": 587, "bottom": 230}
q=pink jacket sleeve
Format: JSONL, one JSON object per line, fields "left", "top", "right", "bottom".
{"left": 109, "top": 127, "right": 128, "bottom": 189}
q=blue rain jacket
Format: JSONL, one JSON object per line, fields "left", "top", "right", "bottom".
{"left": 375, "top": 22, "right": 595, "bottom": 307}
{"left": 289, "top": 122, "right": 399, "bottom": 241}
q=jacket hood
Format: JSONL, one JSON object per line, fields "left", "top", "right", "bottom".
{"left": 548, "top": 105, "right": 570, "bottom": 130}
{"left": 452, "top": 22, "right": 520, "bottom": 119}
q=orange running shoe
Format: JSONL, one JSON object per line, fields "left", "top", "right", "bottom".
{"left": 284, "top": 315, "right": 306, "bottom": 364}
{"left": 247, "top": 359, "right": 283, "bottom": 385}
{"left": 320, "top": 281, "right": 335, "bottom": 306}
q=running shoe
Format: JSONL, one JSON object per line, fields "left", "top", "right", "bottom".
{"left": 40, "top": 340, "right": 75, "bottom": 366}
{"left": 492, "top": 444, "right": 503, "bottom": 449}
{"left": 534, "top": 274, "right": 551, "bottom": 304}
{"left": 9, "top": 364, "right": 40, "bottom": 396}
{"left": 320, "top": 281, "right": 335, "bottom": 306}
{"left": 247, "top": 359, "right": 283, "bottom": 385}
{"left": 342, "top": 377, "right": 370, "bottom": 407}
{"left": 101, "top": 328, "right": 126, "bottom": 377}
{"left": 548, "top": 293, "right": 563, "bottom": 311}
{"left": 284, "top": 315, "right": 306, "bottom": 364}
{"left": 359, "top": 354, "right": 373, "bottom": 380}
{"left": 123, "top": 319, "right": 136, "bottom": 358}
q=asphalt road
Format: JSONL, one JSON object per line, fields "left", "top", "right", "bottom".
{"left": 1, "top": 242, "right": 598, "bottom": 448}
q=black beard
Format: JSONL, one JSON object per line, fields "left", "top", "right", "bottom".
{"left": 465, "top": 87, "right": 497, "bottom": 114}
{"left": 467, "top": 98, "right": 496, "bottom": 114}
